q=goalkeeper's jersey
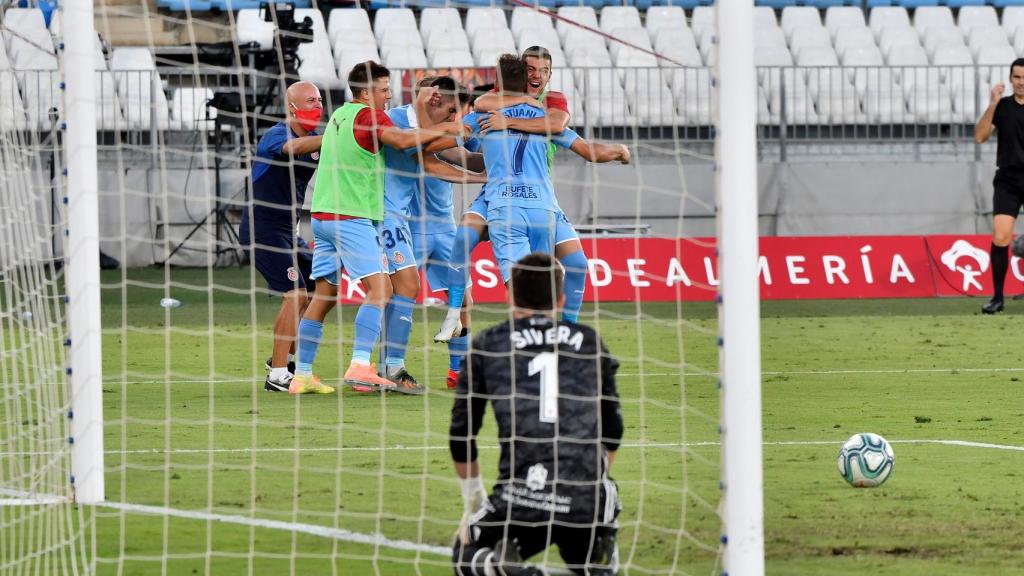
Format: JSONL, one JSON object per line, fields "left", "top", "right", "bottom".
{"left": 449, "top": 315, "right": 623, "bottom": 523}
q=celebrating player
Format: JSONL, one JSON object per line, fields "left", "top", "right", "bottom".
{"left": 435, "top": 55, "right": 630, "bottom": 344}
{"left": 381, "top": 75, "right": 486, "bottom": 392}
{"left": 238, "top": 80, "right": 323, "bottom": 393}
{"left": 289, "top": 61, "right": 461, "bottom": 395}
{"left": 450, "top": 252, "right": 623, "bottom": 576}
{"left": 435, "top": 48, "right": 629, "bottom": 343}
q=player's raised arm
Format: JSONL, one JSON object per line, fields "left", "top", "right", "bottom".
{"left": 975, "top": 82, "right": 1004, "bottom": 144}
{"left": 569, "top": 138, "right": 631, "bottom": 164}
{"left": 420, "top": 153, "right": 487, "bottom": 184}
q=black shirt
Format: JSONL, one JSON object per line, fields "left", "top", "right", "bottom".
{"left": 993, "top": 96, "right": 1024, "bottom": 169}
{"left": 449, "top": 315, "right": 623, "bottom": 523}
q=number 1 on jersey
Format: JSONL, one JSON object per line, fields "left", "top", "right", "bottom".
{"left": 529, "top": 352, "right": 559, "bottom": 423}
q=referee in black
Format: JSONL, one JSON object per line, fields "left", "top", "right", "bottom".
{"left": 975, "top": 58, "right": 1024, "bottom": 314}
{"left": 449, "top": 252, "right": 623, "bottom": 576}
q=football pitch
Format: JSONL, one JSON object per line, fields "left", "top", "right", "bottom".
{"left": 86, "top": 267, "right": 1024, "bottom": 575}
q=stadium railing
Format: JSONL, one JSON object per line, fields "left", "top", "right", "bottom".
{"left": 0, "top": 63, "right": 992, "bottom": 149}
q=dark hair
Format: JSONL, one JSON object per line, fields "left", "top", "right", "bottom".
{"left": 348, "top": 60, "right": 390, "bottom": 98}
{"left": 465, "top": 82, "right": 495, "bottom": 108}
{"left": 430, "top": 75, "right": 460, "bottom": 102}
{"left": 521, "top": 46, "right": 553, "bottom": 63}
{"left": 497, "top": 53, "right": 528, "bottom": 94}
{"left": 510, "top": 252, "right": 563, "bottom": 312}
{"left": 1011, "top": 58, "right": 1024, "bottom": 78}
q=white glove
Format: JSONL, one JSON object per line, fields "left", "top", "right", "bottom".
{"left": 457, "top": 476, "right": 486, "bottom": 545}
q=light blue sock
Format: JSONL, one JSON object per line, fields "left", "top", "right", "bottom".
{"left": 383, "top": 295, "right": 416, "bottom": 368}
{"left": 560, "top": 250, "right": 588, "bottom": 323}
{"left": 448, "top": 329, "right": 468, "bottom": 372}
{"left": 447, "top": 226, "right": 480, "bottom": 310}
{"left": 295, "top": 318, "right": 322, "bottom": 376}
{"left": 352, "top": 304, "right": 382, "bottom": 365}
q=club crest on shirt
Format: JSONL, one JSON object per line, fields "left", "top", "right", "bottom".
{"left": 286, "top": 267, "right": 299, "bottom": 282}
{"left": 526, "top": 463, "right": 548, "bottom": 491}
{"left": 394, "top": 251, "right": 405, "bottom": 265}
{"left": 311, "top": 152, "right": 319, "bottom": 160}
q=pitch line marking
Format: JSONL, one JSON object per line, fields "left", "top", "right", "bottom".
{"left": 96, "top": 438, "right": 1024, "bottom": 456}
{"left": 98, "top": 501, "right": 452, "bottom": 556}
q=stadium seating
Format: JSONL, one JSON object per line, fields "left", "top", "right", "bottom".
{"left": 10, "top": 1, "right": 1024, "bottom": 131}
{"left": 111, "top": 48, "right": 170, "bottom": 131}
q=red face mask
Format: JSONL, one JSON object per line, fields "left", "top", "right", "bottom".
{"left": 292, "top": 106, "right": 321, "bottom": 132}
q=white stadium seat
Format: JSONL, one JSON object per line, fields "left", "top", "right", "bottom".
{"left": 599, "top": 6, "right": 641, "bottom": 34}
{"left": 690, "top": 6, "right": 714, "bottom": 44}
{"left": 335, "top": 45, "right": 380, "bottom": 86}
{"left": 374, "top": 8, "right": 417, "bottom": 42}
{"left": 471, "top": 27, "right": 516, "bottom": 59}
{"left": 328, "top": 8, "right": 372, "bottom": 45}
{"left": 754, "top": 6, "right": 778, "bottom": 30}
{"left": 236, "top": 9, "right": 275, "bottom": 49}
{"left": 608, "top": 27, "right": 655, "bottom": 66}
{"left": 958, "top": 6, "right": 999, "bottom": 36}
{"left": 511, "top": 7, "right": 555, "bottom": 41}
{"left": 923, "top": 26, "right": 967, "bottom": 60}
{"left": 967, "top": 26, "right": 1009, "bottom": 60}
{"left": 789, "top": 25, "right": 832, "bottom": 58}
{"left": 878, "top": 25, "right": 921, "bottom": 59}
{"left": 425, "top": 31, "right": 471, "bottom": 60}
{"left": 1003, "top": 7, "right": 1024, "bottom": 37}
{"left": 807, "top": 66, "right": 861, "bottom": 124}
{"left": 781, "top": 6, "right": 822, "bottom": 42}
{"left": 171, "top": 87, "right": 215, "bottom": 131}
{"left": 914, "top": 6, "right": 955, "bottom": 35}
{"left": 654, "top": 28, "right": 697, "bottom": 55}
{"left": 646, "top": 6, "right": 687, "bottom": 39}
{"left": 754, "top": 26, "right": 787, "bottom": 49}
{"left": 110, "top": 48, "right": 169, "bottom": 130}
{"left": 17, "top": 70, "right": 61, "bottom": 130}
{"left": 382, "top": 45, "right": 428, "bottom": 70}
{"left": 557, "top": 7, "right": 598, "bottom": 42}
{"left": 825, "top": 6, "right": 866, "bottom": 40}
{"left": 834, "top": 27, "right": 877, "bottom": 60}
{"left": 869, "top": 6, "right": 911, "bottom": 39}
{"left": 0, "top": 68, "right": 28, "bottom": 131}
{"left": 465, "top": 8, "right": 507, "bottom": 43}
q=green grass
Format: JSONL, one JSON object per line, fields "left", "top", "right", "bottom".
{"left": 7, "top": 266, "right": 1024, "bottom": 575}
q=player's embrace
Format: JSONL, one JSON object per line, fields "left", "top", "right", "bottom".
{"left": 449, "top": 252, "right": 623, "bottom": 575}
{"left": 289, "top": 60, "right": 462, "bottom": 394}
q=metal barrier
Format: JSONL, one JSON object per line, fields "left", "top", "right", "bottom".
{"left": 1, "top": 64, "right": 997, "bottom": 151}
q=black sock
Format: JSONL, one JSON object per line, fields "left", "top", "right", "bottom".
{"left": 992, "top": 242, "right": 1009, "bottom": 300}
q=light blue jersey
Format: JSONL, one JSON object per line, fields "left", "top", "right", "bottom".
{"left": 463, "top": 104, "right": 578, "bottom": 213}
{"left": 383, "top": 105, "right": 421, "bottom": 218}
{"left": 408, "top": 137, "right": 480, "bottom": 236}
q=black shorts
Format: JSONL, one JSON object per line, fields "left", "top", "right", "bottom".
{"left": 453, "top": 489, "right": 621, "bottom": 575}
{"left": 993, "top": 168, "right": 1024, "bottom": 217}
{"left": 240, "top": 215, "right": 312, "bottom": 294}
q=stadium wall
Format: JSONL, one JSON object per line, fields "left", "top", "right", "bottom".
{"left": 90, "top": 159, "right": 1003, "bottom": 267}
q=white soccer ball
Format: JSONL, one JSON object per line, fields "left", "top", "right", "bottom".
{"left": 836, "top": 432, "right": 895, "bottom": 488}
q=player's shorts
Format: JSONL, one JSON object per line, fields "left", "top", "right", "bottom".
{"left": 487, "top": 206, "right": 558, "bottom": 282}
{"left": 239, "top": 216, "right": 312, "bottom": 295}
{"left": 555, "top": 210, "right": 580, "bottom": 245}
{"left": 411, "top": 230, "right": 455, "bottom": 292}
{"left": 452, "top": 487, "right": 621, "bottom": 576}
{"left": 381, "top": 213, "right": 417, "bottom": 274}
{"left": 466, "top": 188, "right": 488, "bottom": 219}
{"left": 993, "top": 167, "right": 1024, "bottom": 217}
{"left": 310, "top": 217, "right": 387, "bottom": 284}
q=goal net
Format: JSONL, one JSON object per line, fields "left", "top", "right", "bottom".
{"left": 1, "top": 0, "right": 761, "bottom": 574}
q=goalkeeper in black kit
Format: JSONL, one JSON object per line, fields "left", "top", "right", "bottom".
{"left": 449, "top": 252, "right": 624, "bottom": 576}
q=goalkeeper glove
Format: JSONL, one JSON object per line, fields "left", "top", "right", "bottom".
{"left": 457, "top": 475, "right": 487, "bottom": 545}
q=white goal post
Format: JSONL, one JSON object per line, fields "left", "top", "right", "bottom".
{"left": 716, "top": 1, "right": 765, "bottom": 574}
